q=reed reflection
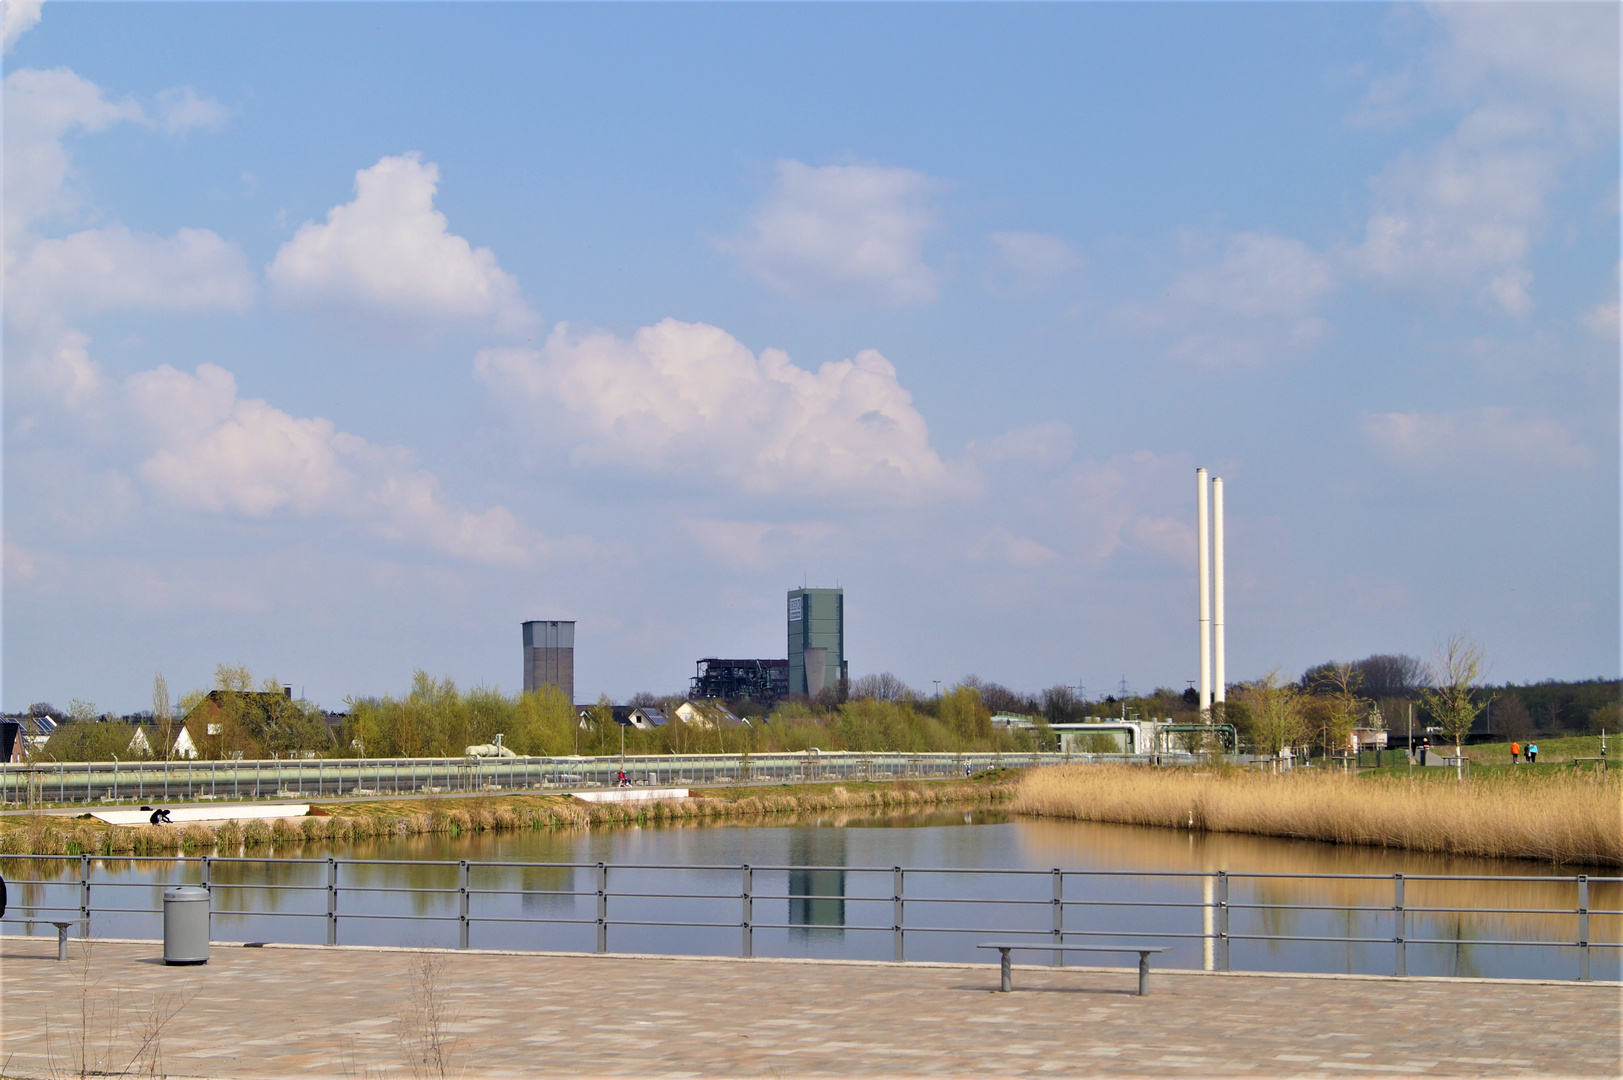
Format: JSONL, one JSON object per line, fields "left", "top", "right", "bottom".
{"left": 1017, "top": 818, "right": 1621, "bottom": 971}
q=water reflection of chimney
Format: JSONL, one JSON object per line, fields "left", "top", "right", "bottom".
{"left": 788, "top": 830, "right": 847, "bottom": 939}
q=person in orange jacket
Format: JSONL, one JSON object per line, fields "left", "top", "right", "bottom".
{"left": 1510, "top": 741, "right": 1520, "bottom": 764}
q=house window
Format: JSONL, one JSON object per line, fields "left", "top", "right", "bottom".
{"left": 207, "top": 723, "right": 223, "bottom": 735}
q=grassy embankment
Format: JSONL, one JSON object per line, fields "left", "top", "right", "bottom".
{"left": 1445, "top": 734, "right": 1611, "bottom": 767}
{"left": 1012, "top": 764, "right": 1622, "bottom": 867}
{"left": 0, "top": 776, "right": 1015, "bottom": 858}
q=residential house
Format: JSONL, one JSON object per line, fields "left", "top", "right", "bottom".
{"left": 673, "top": 700, "right": 748, "bottom": 730}
{"left": 576, "top": 705, "right": 635, "bottom": 730}
{"left": 182, "top": 688, "right": 320, "bottom": 758}
{"left": 5, "top": 715, "right": 58, "bottom": 762}
{"left": 627, "top": 707, "right": 668, "bottom": 731}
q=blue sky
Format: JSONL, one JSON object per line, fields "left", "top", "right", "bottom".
{"left": 4, "top": 1, "right": 1618, "bottom": 713}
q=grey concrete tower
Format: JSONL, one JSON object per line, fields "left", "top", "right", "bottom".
{"left": 522, "top": 620, "right": 575, "bottom": 702}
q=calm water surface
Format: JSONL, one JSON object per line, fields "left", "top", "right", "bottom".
{"left": 6, "top": 809, "right": 1615, "bottom": 981}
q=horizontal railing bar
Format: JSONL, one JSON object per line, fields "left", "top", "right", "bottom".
{"left": 431, "top": 916, "right": 596, "bottom": 927}
{"left": 1402, "top": 907, "right": 1605, "bottom": 916}
{"left": 1057, "top": 900, "right": 1210, "bottom": 910}
{"left": 322, "top": 913, "right": 470, "bottom": 923}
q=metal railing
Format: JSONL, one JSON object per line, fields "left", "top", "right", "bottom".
{"left": 0, "top": 750, "right": 1209, "bottom": 806}
{"left": 1, "top": 855, "right": 1616, "bottom": 982}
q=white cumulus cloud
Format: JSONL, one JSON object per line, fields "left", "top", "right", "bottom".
{"left": 1430, "top": 1, "right": 1619, "bottom": 122}
{"left": 1119, "top": 232, "right": 1335, "bottom": 368}
{"left": 9, "top": 223, "right": 254, "bottom": 327}
{"left": 3, "top": 66, "right": 145, "bottom": 235}
{"left": 155, "top": 85, "right": 230, "bottom": 133}
{"left": 984, "top": 231, "right": 1084, "bottom": 295}
{"left": 1348, "top": 109, "right": 1556, "bottom": 316}
{"left": 125, "top": 362, "right": 545, "bottom": 565}
{"left": 1362, "top": 407, "right": 1592, "bottom": 471}
{"left": 476, "top": 317, "right": 961, "bottom": 502}
{"left": 1346, "top": 5, "right": 1617, "bottom": 316}
{"left": 267, "top": 153, "right": 532, "bottom": 337}
{"left": 722, "top": 160, "right": 940, "bottom": 306}
{"left": 964, "top": 422, "right": 1074, "bottom": 467}
{"left": 3, "top": 0, "right": 42, "bottom": 53}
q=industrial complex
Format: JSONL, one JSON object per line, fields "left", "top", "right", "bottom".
{"left": 531, "top": 585, "right": 847, "bottom": 710}
{"left": 690, "top": 587, "right": 846, "bottom": 706}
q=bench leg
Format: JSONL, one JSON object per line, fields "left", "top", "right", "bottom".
{"left": 1000, "top": 948, "right": 1012, "bottom": 992}
{"left": 1137, "top": 951, "right": 1150, "bottom": 996}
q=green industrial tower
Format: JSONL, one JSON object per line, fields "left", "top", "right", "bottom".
{"left": 788, "top": 587, "right": 846, "bottom": 698}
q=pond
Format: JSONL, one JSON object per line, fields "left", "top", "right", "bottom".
{"left": 4, "top": 807, "right": 1615, "bottom": 981}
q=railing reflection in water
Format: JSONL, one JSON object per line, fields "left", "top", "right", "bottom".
{"left": 1, "top": 854, "right": 1616, "bottom": 982}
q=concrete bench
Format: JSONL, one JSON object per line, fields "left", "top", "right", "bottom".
{"left": 4, "top": 920, "right": 78, "bottom": 961}
{"left": 978, "top": 943, "right": 1171, "bottom": 996}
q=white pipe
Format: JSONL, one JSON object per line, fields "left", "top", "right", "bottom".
{"left": 1196, "top": 468, "right": 1211, "bottom": 716}
{"left": 1213, "top": 476, "right": 1225, "bottom": 706}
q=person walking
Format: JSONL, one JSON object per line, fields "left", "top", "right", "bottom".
{"left": 1510, "top": 741, "right": 1520, "bottom": 764}
{"left": 1527, "top": 743, "right": 1538, "bottom": 764}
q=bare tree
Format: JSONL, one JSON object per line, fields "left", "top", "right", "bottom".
{"left": 849, "top": 672, "right": 914, "bottom": 703}
{"left": 151, "top": 673, "right": 173, "bottom": 762}
{"left": 1352, "top": 654, "right": 1426, "bottom": 697}
{"left": 213, "top": 663, "right": 254, "bottom": 692}
{"left": 1306, "top": 662, "right": 1367, "bottom": 756}
{"left": 1495, "top": 696, "right": 1533, "bottom": 745}
{"left": 1041, "top": 684, "right": 1082, "bottom": 724}
{"left": 1420, "top": 633, "right": 1490, "bottom": 769}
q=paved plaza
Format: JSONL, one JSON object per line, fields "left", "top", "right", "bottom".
{"left": 1, "top": 937, "right": 1618, "bottom": 1078}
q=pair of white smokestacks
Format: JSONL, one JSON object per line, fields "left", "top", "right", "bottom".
{"left": 1196, "top": 468, "right": 1225, "bottom": 717}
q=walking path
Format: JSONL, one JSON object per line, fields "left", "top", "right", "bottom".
{"left": 1, "top": 938, "right": 1617, "bottom": 1078}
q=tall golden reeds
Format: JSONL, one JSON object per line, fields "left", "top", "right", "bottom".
{"left": 0, "top": 779, "right": 1011, "bottom": 859}
{"left": 1011, "top": 765, "right": 1622, "bottom": 866}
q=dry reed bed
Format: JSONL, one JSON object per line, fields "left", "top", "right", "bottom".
{"left": 0, "top": 781, "right": 1011, "bottom": 858}
{"left": 1012, "top": 765, "right": 1623, "bottom": 867}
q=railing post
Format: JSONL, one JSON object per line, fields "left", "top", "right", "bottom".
{"left": 1052, "top": 869, "right": 1064, "bottom": 966}
{"left": 1577, "top": 875, "right": 1590, "bottom": 982}
{"left": 79, "top": 853, "right": 91, "bottom": 938}
{"left": 1216, "top": 870, "right": 1230, "bottom": 972}
{"left": 458, "top": 860, "right": 470, "bottom": 949}
{"left": 741, "top": 864, "right": 753, "bottom": 958}
{"left": 596, "top": 862, "right": 608, "bottom": 953}
{"left": 892, "top": 867, "right": 905, "bottom": 963}
{"left": 1393, "top": 873, "right": 1406, "bottom": 977}
{"left": 326, "top": 857, "right": 338, "bottom": 945}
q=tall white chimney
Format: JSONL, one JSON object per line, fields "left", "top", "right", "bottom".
{"left": 1213, "top": 476, "right": 1225, "bottom": 708}
{"left": 1196, "top": 467, "right": 1211, "bottom": 715}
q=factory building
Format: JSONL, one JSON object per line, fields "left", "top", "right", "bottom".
{"left": 691, "top": 658, "right": 790, "bottom": 706}
{"left": 788, "top": 587, "right": 846, "bottom": 699}
{"left": 522, "top": 620, "right": 575, "bottom": 702}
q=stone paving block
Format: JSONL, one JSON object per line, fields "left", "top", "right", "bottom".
{"left": 0, "top": 938, "right": 1618, "bottom": 1078}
